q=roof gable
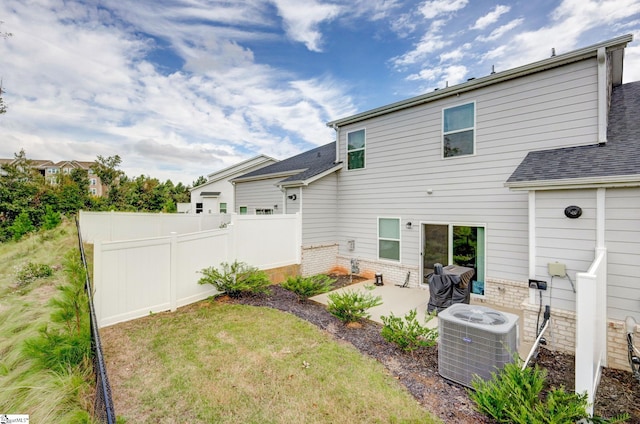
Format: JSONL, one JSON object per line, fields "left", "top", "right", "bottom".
{"left": 506, "top": 81, "right": 640, "bottom": 189}
{"left": 233, "top": 142, "right": 338, "bottom": 185}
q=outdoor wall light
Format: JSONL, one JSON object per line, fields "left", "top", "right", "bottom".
{"left": 564, "top": 205, "right": 582, "bottom": 219}
{"left": 406, "top": 222, "right": 412, "bottom": 229}
{"left": 288, "top": 194, "right": 297, "bottom": 201}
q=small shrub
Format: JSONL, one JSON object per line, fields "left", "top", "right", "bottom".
{"left": 198, "top": 261, "right": 271, "bottom": 297}
{"left": 281, "top": 274, "right": 335, "bottom": 301}
{"left": 15, "top": 262, "right": 54, "bottom": 287}
{"left": 326, "top": 290, "right": 382, "bottom": 323}
{"left": 381, "top": 309, "right": 438, "bottom": 352}
{"left": 469, "top": 358, "right": 628, "bottom": 423}
{"left": 10, "top": 211, "right": 35, "bottom": 241}
{"left": 42, "top": 205, "right": 62, "bottom": 230}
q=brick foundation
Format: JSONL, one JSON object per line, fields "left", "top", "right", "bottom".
{"left": 301, "top": 244, "right": 339, "bottom": 277}
{"left": 336, "top": 255, "right": 418, "bottom": 286}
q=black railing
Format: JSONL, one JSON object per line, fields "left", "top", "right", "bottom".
{"left": 75, "top": 217, "right": 116, "bottom": 423}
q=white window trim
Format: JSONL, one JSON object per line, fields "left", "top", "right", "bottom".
{"left": 239, "top": 206, "right": 248, "bottom": 215}
{"left": 346, "top": 128, "right": 366, "bottom": 171}
{"left": 442, "top": 101, "right": 476, "bottom": 159}
{"left": 377, "top": 216, "right": 401, "bottom": 262}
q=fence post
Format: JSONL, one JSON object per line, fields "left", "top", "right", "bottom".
{"left": 575, "top": 273, "right": 596, "bottom": 414}
{"left": 170, "top": 232, "right": 178, "bottom": 312}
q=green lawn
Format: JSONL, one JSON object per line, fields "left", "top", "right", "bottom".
{"left": 102, "top": 301, "right": 440, "bottom": 424}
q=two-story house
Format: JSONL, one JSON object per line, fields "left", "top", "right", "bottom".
{"left": 232, "top": 34, "right": 638, "bottom": 373}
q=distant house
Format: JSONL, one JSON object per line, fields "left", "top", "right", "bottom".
{"left": 189, "top": 155, "right": 277, "bottom": 214}
{"left": 0, "top": 158, "right": 106, "bottom": 196}
{"left": 232, "top": 142, "right": 342, "bottom": 275}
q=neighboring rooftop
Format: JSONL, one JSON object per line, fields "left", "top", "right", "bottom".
{"left": 506, "top": 81, "right": 640, "bottom": 188}
{"left": 232, "top": 142, "right": 339, "bottom": 186}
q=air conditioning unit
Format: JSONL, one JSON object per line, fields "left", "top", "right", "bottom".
{"left": 438, "top": 303, "right": 519, "bottom": 388}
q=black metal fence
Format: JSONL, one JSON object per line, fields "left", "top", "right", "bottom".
{"left": 75, "top": 217, "right": 116, "bottom": 423}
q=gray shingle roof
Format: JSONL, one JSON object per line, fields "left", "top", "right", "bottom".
{"left": 506, "top": 81, "right": 640, "bottom": 186}
{"left": 233, "top": 142, "right": 339, "bottom": 184}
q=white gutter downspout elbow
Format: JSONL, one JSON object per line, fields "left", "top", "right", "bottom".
{"left": 597, "top": 47, "right": 607, "bottom": 145}
{"left": 331, "top": 124, "right": 340, "bottom": 163}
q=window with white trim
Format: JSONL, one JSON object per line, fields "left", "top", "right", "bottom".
{"left": 256, "top": 208, "right": 273, "bottom": 215}
{"left": 347, "top": 129, "right": 365, "bottom": 170}
{"left": 219, "top": 202, "right": 227, "bottom": 213}
{"left": 239, "top": 206, "right": 248, "bottom": 215}
{"left": 378, "top": 218, "right": 400, "bottom": 261}
{"left": 443, "top": 102, "right": 475, "bottom": 158}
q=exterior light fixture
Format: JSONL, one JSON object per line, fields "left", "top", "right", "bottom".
{"left": 564, "top": 205, "right": 582, "bottom": 219}
{"left": 288, "top": 194, "right": 297, "bottom": 201}
{"left": 406, "top": 222, "right": 412, "bottom": 230}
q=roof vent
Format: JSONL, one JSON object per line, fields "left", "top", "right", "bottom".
{"left": 490, "top": 65, "right": 496, "bottom": 74}
{"left": 551, "top": 47, "right": 556, "bottom": 57}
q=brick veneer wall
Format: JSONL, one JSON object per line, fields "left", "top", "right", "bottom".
{"left": 335, "top": 254, "right": 418, "bottom": 285}
{"left": 301, "top": 244, "right": 339, "bottom": 277}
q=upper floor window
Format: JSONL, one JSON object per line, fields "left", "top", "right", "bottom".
{"left": 443, "top": 102, "right": 475, "bottom": 158}
{"left": 47, "top": 168, "right": 59, "bottom": 174}
{"left": 90, "top": 178, "right": 97, "bottom": 185}
{"left": 347, "top": 129, "right": 365, "bottom": 170}
{"left": 239, "top": 206, "right": 248, "bottom": 215}
{"left": 219, "top": 203, "right": 227, "bottom": 214}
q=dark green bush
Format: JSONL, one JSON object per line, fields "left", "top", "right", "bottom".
{"left": 42, "top": 205, "right": 62, "bottom": 230}
{"left": 198, "top": 261, "right": 271, "bottom": 297}
{"left": 281, "top": 274, "right": 335, "bottom": 301}
{"left": 381, "top": 309, "right": 437, "bottom": 352}
{"left": 469, "top": 358, "right": 629, "bottom": 423}
{"left": 326, "top": 290, "right": 382, "bottom": 323}
{"left": 10, "top": 211, "right": 35, "bottom": 241}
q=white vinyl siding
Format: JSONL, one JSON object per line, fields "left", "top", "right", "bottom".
{"left": 235, "top": 177, "right": 283, "bottom": 214}
{"left": 535, "top": 190, "right": 597, "bottom": 312}
{"left": 301, "top": 173, "right": 338, "bottom": 246}
{"left": 336, "top": 58, "right": 598, "bottom": 284}
{"left": 605, "top": 188, "right": 640, "bottom": 322}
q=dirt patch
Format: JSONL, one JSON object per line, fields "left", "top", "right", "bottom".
{"left": 234, "top": 275, "right": 640, "bottom": 423}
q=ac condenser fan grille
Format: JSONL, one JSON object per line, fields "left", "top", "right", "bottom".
{"left": 451, "top": 309, "right": 507, "bottom": 325}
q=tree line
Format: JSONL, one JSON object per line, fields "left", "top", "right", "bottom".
{"left": 0, "top": 150, "right": 202, "bottom": 242}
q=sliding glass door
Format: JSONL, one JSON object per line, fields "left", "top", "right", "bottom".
{"left": 422, "top": 223, "right": 485, "bottom": 295}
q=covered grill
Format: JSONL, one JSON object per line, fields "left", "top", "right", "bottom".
{"left": 426, "top": 264, "right": 475, "bottom": 314}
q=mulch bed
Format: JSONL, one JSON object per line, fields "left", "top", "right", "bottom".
{"left": 232, "top": 275, "right": 640, "bottom": 423}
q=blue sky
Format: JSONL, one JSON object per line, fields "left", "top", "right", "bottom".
{"left": 1, "top": 0, "right": 639, "bottom": 184}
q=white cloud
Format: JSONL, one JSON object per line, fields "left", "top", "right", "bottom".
{"left": 391, "top": 20, "right": 450, "bottom": 67}
{"left": 270, "top": 0, "right": 341, "bottom": 52}
{"left": 471, "top": 5, "right": 510, "bottom": 30}
{"left": 476, "top": 18, "right": 524, "bottom": 42}
{"left": 419, "top": 0, "right": 468, "bottom": 20}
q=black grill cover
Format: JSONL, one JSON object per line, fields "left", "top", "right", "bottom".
{"left": 427, "top": 264, "right": 475, "bottom": 314}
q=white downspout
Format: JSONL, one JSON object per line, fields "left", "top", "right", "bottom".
{"left": 529, "top": 190, "right": 537, "bottom": 305}
{"left": 597, "top": 47, "right": 607, "bottom": 145}
{"left": 332, "top": 124, "right": 340, "bottom": 163}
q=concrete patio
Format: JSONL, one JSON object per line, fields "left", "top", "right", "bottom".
{"left": 311, "top": 279, "right": 531, "bottom": 359}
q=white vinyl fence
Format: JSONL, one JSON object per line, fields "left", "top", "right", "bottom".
{"left": 78, "top": 210, "right": 230, "bottom": 242}
{"left": 82, "top": 213, "right": 301, "bottom": 328}
{"left": 574, "top": 247, "right": 607, "bottom": 416}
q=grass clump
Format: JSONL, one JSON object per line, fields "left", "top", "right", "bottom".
{"left": 469, "top": 358, "right": 628, "bottom": 423}
{"left": 24, "top": 249, "right": 92, "bottom": 373}
{"left": 281, "top": 274, "right": 335, "bottom": 302}
{"left": 326, "top": 290, "right": 382, "bottom": 323}
{"left": 15, "top": 262, "right": 54, "bottom": 288}
{"left": 381, "top": 309, "right": 438, "bottom": 353}
{"left": 0, "top": 221, "right": 96, "bottom": 422}
{"left": 198, "top": 260, "right": 271, "bottom": 297}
